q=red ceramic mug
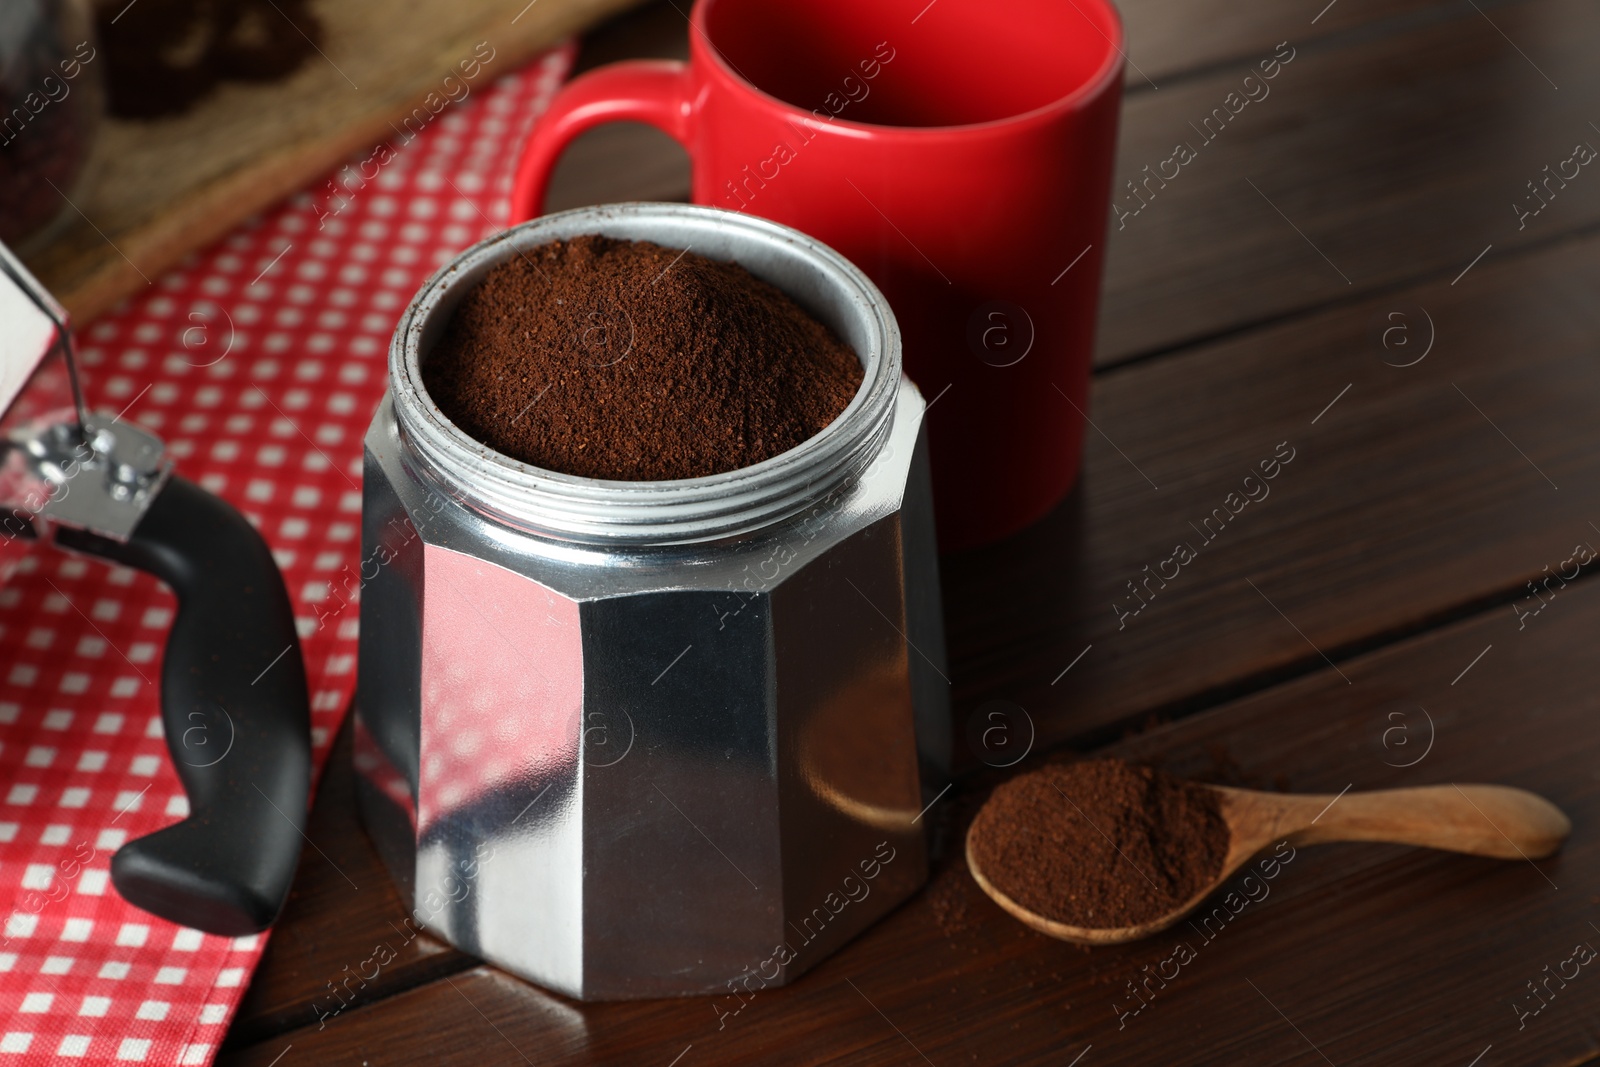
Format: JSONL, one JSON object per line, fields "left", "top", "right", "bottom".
{"left": 511, "top": 0, "right": 1123, "bottom": 552}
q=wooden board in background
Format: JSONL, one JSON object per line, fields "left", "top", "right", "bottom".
{"left": 24, "top": 0, "right": 645, "bottom": 323}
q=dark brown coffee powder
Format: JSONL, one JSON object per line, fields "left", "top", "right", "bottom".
{"left": 968, "top": 759, "right": 1229, "bottom": 929}
{"left": 422, "top": 235, "right": 864, "bottom": 481}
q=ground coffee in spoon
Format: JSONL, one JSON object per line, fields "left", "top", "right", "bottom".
{"left": 968, "top": 759, "right": 1229, "bottom": 929}
{"left": 423, "top": 235, "right": 864, "bottom": 481}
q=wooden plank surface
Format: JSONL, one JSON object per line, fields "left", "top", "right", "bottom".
{"left": 24, "top": 0, "right": 644, "bottom": 323}
{"left": 949, "top": 225, "right": 1600, "bottom": 757}
{"left": 1098, "top": 0, "right": 1599, "bottom": 362}
{"left": 1118, "top": 0, "right": 1450, "bottom": 85}
{"left": 219, "top": 570, "right": 1600, "bottom": 1066}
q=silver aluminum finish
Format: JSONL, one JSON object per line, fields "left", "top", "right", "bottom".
{"left": 355, "top": 203, "right": 948, "bottom": 1001}
{"left": 30, "top": 414, "right": 171, "bottom": 541}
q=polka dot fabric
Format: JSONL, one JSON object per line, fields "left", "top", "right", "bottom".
{"left": 0, "top": 46, "right": 573, "bottom": 1065}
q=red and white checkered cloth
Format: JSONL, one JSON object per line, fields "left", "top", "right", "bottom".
{"left": 0, "top": 45, "right": 573, "bottom": 1064}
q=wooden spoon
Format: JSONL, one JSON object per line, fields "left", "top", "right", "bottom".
{"left": 967, "top": 782, "right": 1570, "bottom": 945}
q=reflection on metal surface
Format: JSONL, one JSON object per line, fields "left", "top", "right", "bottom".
{"left": 796, "top": 623, "right": 920, "bottom": 833}
{"left": 418, "top": 547, "right": 582, "bottom": 833}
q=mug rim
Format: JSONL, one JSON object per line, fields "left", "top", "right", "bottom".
{"left": 691, "top": 0, "right": 1125, "bottom": 137}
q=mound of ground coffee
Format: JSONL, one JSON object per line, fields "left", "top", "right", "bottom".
{"left": 422, "top": 235, "right": 864, "bottom": 482}
{"left": 968, "top": 759, "right": 1229, "bottom": 929}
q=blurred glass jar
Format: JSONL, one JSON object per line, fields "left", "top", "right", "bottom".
{"left": 0, "top": 0, "right": 103, "bottom": 251}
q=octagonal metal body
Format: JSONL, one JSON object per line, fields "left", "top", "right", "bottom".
{"left": 353, "top": 205, "right": 948, "bottom": 1001}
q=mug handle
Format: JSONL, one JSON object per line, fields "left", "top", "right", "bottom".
{"left": 510, "top": 60, "right": 694, "bottom": 222}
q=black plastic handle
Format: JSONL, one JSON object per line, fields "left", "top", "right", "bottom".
{"left": 58, "top": 476, "right": 311, "bottom": 935}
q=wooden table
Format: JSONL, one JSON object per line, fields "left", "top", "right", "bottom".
{"left": 218, "top": 1, "right": 1600, "bottom": 1062}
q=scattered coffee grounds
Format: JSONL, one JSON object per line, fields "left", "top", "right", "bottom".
{"left": 927, "top": 868, "right": 974, "bottom": 937}
{"left": 968, "top": 759, "right": 1229, "bottom": 929}
{"left": 93, "top": 0, "right": 323, "bottom": 119}
{"left": 423, "top": 235, "right": 864, "bottom": 481}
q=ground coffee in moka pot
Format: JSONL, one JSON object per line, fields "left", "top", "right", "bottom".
{"left": 422, "top": 235, "right": 864, "bottom": 481}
